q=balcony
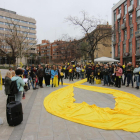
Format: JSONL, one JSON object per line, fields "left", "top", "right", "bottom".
{"left": 135, "top": 30, "right": 140, "bottom": 38}
{"left": 117, "top": 14, "right": 121, "bottom": 20}
{"left": 121, "top": 22, "right": 126, "bottom": 30}
{"left": 128, "top": 5, "right": 134, "bottom": 13}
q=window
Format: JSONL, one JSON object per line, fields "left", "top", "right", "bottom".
{"left": 124, "top": 30, "right": 127, "bottom": 40}
{"left": 5, "top": 28, "right": 11, "bottom": 31}
{"left": 16, "top": 25, "right": 20, "bottom": 28}
{"left": 118, "top": 21, "right": 120, "bottom": 30}
{"left": 119, "top": 32, "right": 121, "bottom": 42}
{"left": 118, "top": 45, "right": 120, "bottom": 55}
{"left": 138, "top": 0, "right": 140, "bottom": 6}
{"left": 130, "top": 0, "right": 133, "bottom": 5}
{"left": 29, "top": 38, "right": 35, "bottom": 40}
{"left": 29, "top": 22, "right": 35, "bottom": 25}
{"left": 14, "top": 19, "right": 20, "bottom": 22}
{"left": 138, "top": 24, "right": 140, "bottom": 31}
{"left": 5, "top": 17, "right": 12, "bottom": 20}
{"left": 136, "top": 40, "right": 140, "bottom": 51}
{"left": 129, "top": 42, "right": 132, "bottom": 53}
{"left": 123, "top": 18, "right": 126, "bottom": 23}
{"left": 123, "top": 44, "right": 126, "bottom": 53}
{"left": 29, "top": 27, "right": 35, "bottom": 30}
{"left": 129, "top": 14, "right": 132, "bottom": 25}
{"left": 0, "top": 27, "right": 4, "bottom": 30}
{"left": 0, "top": 21, "right": 4, "bottom": 24}
{"left": 136, "top": 10, "right": 140, "bottom": 20}
{"left": 130, "top": 28, "right": 133, "bottom": 38}
{"left": 114, "top": 11, "right": 116, "bottom": 22}
{"left": 21, "top": 26, "right": 28, "bottom": 29}
{"left": 124, "top": 4, "right": 127, "bottom": 15}
{"left": 20, "top": 20, "right": 28, "bottom": 24}
{"left": 29, "top": 32, "right": 35, "bottom": 35}
{"left": 119, "top": 7, "right": 121, "bottom": 14}
{"left": 0, "top": 15, "right": 4, "bottom": 19}
{"left": 22, "top": 31, "right": 28, "bottom": 34}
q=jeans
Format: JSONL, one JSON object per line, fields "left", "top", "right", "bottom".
{"left": 15, "top": 91, "right": 23, "bottom": 102}
{"left": 103, "top": 75, "right": 108, "bottom": 85}
{"left": 135, "top": 75, "right": 139, "bottom": 87}
{"left": 28, "top": 76, "right": 34, "bottom": 89}
{"left": 81, "top": 73, "right": 84, "bottom": 79}
{"left": 127, "top": 73, "right": 133, "bottom": 87}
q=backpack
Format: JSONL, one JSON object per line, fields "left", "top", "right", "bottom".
{"left": 10, "top": 79, "right": 20, "bottom": 95}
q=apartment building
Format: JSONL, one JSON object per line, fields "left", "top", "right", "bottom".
{"left": 0, "top": 8, "right": 37, "bottom": 65}
{"left": 112, "top": 0, "right": 140, "bottom": 66}
{"left": 37, "top": 40, "right": 51, "bottom": 64}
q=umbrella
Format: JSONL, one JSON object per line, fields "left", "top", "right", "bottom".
{"left": 94, "top": 57, "right": 119, "bottom": 62}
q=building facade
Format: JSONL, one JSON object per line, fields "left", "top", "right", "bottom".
{"left": 37, "top": 40, "right": 51, "bottom": 64}
{"left": 0, "top": 8, "right": 37, "bottom": 65}
{"left": 112, "top": 0, "right": 140, "bottom": 66}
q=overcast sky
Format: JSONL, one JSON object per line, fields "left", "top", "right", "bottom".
{"left": 1, "top": 0, "right": 119, "bottom": 43}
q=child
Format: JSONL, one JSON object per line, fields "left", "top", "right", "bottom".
{"left": 35, "top": 75, "right": 39, "bottom": 89}
{"left": 90, "top": 72, "right": 94, "bottom": 84}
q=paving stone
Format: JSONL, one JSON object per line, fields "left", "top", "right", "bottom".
{"left": 120, "top": 134, "right": 139, "bottom": 140}
{"left": 23, "top": 124, "right": 39, "bottom": 134}
{"left": 21, "top": 132, "right": 38, "bottom": 140}
{"left": 100, "top": 131, "right": 122, "bottom": 140}
{"left": 54, "top": 130, "right": 70, "bottom": 140}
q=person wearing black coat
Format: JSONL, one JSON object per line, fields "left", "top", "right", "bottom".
{"left": 86, "top": 66, "right": 92, "bottom": 82}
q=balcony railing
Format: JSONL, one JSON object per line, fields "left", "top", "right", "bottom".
{"left": 128, "top": 5, "right": 134, "bottom": 13}
{"left": 117, "top": 14, "right": 121, "bottom": 20}
{"left": 121, "top": 22, "right": 126, "bottom": 30}
{"left": 135, "top": 30, "right": 140, "bottom": 37}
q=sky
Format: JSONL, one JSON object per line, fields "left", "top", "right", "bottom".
{"left": 1, "top": 0, "right": 119, "bottom": 43}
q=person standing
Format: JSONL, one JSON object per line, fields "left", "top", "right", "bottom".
{"left": 126, "top": 62, "right": 134, "bottom": 87}
{"left": 69, "top": 65, "right": 73, "bottom": 81}
{"left": 45, "top": 65, "right": 51, "bottom": 87}
{"left": 133, "top": 64, "right": 140, "bottom": 89}
{"left": 4, "top": 71, "right": 12, "bottom": 104}
{"left": 115, "top": 65, "right": 123, "bottom": 88}
{"left": 11, "top": 69, "right": 25, "bottom": 102}
{"left": 102, "top": 65, "right": 109, "bottom": 86}
{"left": 51, "top": 65, "right": 58, "bottom": 87}
{"left": 76, "top": 65, "right": 81, "bottom": 79}
{"left": 58, "top": 65, "right": 64, "bottom": 85}
{"left": 37, "top": 66, "right": 44, "bottom": 88}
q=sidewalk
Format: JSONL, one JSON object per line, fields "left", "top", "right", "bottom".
{"left": 0, "top": 79, "right": 140, "bottom": 140}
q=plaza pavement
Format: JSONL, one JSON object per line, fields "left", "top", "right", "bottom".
{"left": 0, "top": 69, "right": 140, "bottom": 140}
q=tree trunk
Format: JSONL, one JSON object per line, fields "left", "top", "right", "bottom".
{"left": 89, "top": 53, "right": 94, "bottom": 63}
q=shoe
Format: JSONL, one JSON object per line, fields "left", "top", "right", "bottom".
{"left": 35, "top": 87, "right": 38, "bottom": 89}
{"left": 33, "top": 88, "right": 36, "bottom": 90}
{"left": 126, "top": 85, "right": 129, "bottom": 87}
{"left": 132, "top": 86, "right": 134, "bottom": 88}
{"left": 22, "top": 97, "right": 25, "bottom": 99}
{"left": 40, "top": 86, "right": 43, "bottom": 88}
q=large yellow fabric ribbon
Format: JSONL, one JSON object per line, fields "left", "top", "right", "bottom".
{"left": 44, "top": 79, "right": 140, "bottom": 132}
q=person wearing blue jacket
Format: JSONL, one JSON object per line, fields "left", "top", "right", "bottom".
{"left": 11, "top": 69, "right": 25, "bottom": 102}
{"left": 133, "top": 64, "right": 140, "bottom": 89}
{"left": 51, "top": 65, "right": 58, "bottom": 87}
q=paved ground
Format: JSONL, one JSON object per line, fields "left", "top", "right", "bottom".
{"left": 0, "top": 69, "right": 140, "bottom": 140}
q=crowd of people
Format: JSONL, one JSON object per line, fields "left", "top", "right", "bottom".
{"left": 4, "top": 62, "right": 140, "bottom": 104}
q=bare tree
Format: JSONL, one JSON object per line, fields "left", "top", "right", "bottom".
{"left": 66, "top": 11, "right": 113, "bottom": 62}
{"left": 0, "top": 17, "right": 36, "bottom": 67}
{"left": 54, "top": 35, "right": 81, "bottom": 63}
